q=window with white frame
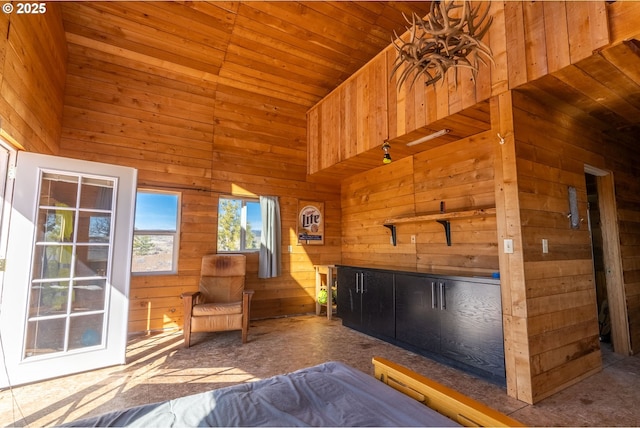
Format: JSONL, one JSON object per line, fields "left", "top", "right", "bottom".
{"left": 132, "top": 190, "right": 180, "bottom": 274}
{"left": 217, "top": 197, "right": 260, "bottom": 252}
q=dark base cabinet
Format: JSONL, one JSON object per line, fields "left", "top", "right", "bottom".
{"left": 395, "top": 273, "right": 440, "bottom": 353}
{"left": 438, "top": 280, "right": 505, "bottom": 381}
{"left": 336, "top": 267, "right": 394, "bottom": 341}
{"left": 337, "top": 266, "right": 506, "bottom": 385}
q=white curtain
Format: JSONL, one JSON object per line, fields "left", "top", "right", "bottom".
{"left": 259, "top": 195, "right": 281, "bottom": 278}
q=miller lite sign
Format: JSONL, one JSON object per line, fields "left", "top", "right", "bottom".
{"left": 297, "top": 201, "right": 324, "bottom": 245}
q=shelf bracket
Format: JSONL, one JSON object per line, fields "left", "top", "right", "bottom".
{"left": 383, "top": 224, "right": 397, "bottom": 246}
{"left": 436, "top": 220, "right": 451, "bottom": 246}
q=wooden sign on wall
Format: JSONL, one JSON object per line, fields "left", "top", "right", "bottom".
{"left": 297, "top": 201, "right": 324, "bottom": 245}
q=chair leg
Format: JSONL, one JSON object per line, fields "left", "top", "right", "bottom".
{"left": 184, "top": 326, "right": 191, "bottom": 348}
{"left": 241, "top": 290, "right": 254, "bottom": 344}
{"left": 181, "top": 293, "right": 195, "bottom": 348}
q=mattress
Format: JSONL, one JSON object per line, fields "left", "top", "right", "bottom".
{"left": 61, "top": 361, "right": 460, "bottom": 427}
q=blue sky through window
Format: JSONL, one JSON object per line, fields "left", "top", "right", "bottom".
{"left": 247, "top": 201, "right": 262, "bottom": 232}
{"left": 134, "top": 192, "right": 178, "bottom": 231}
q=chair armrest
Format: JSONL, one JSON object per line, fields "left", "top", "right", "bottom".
{"left": 181, "top": 291, "right": 201, "bottom": 318}
{"left": 243, "top": 290, "right": 254, "bottom": 314}
{"left": 181, "top": 291, "right": 200, "bottom": 299}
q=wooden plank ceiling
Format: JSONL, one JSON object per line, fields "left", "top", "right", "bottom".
{"left": 59, "top": 1, "right": 434, "bottom": 181}
{"left": 518, "top": 39, "right": 640, "bottom": 155}
{"left": 61, "top": 1, "right": 437, "bottom": 105}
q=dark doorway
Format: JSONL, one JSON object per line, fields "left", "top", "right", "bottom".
{"left": 586, "top": 173, "right": 610, "bottom": 345}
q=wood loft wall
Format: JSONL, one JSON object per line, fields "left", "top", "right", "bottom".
{"left": 342, "top": 132, "right": 498, "bottom": 275}
{"left": 308, "top": 1, "right": 609, "bottom": 177}
{"left": 56, "top": 8, "right": 341, "bottom": 332}
{"left": 510, "top": 89, "right": 640, "bottom": 402}
{"left": 0, "top": 8, "right": 66, "bottom": 154}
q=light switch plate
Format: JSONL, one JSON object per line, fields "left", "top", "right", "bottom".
{"left": 504, "top": 239, "right": 514, "bottom": 254}
{"left": 542, "top": 239, "right": 549, "bottom": 254}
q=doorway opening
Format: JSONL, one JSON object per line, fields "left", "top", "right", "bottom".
{"left": 584, "top": 165, "right": 630, "bottom": 356}
{"left": 586, "top": 174, "right": 609, "bottom": 346}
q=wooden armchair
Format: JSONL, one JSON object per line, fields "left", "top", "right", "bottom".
{"left": 181, "top": 254, "right": 254, "bottom": 348}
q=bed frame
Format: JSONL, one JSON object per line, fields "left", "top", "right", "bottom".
{"left": 372, "top": 357, "right": 523, "bottom": 427}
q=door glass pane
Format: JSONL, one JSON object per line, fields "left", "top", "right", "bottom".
{"left": 30, "top": 245, "right": 74, "bottom": 281}
{"left": 77, "top": 212, "right": 111, "bottom": 243}
{"left": 25, "top": 171, "right": 114, "bottom": 359}
{"left": 25, "top": 318, "right": 66, "bottom": 357}
{"left": 79, "top": 178, "right": 113, "bottom": 210}
{"left": 68, "top": 314, "right": 103, "bottom": 350}
{"left": 72, "top": 279, "right": 106, "bottom": 312}
{"left": 75, "top": 245, "right": 107, "bottom": 277}
{"left": 29, "top": 282, "right": 71, "bottom": 316}
{"left": 39, "top": 173, "right": 78, "bottom": 207}
{"left": 36, "top": 208, "right": 73, "bottom": 242}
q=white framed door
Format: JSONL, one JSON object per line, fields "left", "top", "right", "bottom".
{"left": 0, "top": 142, "right": 16, "bottom": 308}
{"left": 0, "top": 151, "right": 137, "bottom": 387}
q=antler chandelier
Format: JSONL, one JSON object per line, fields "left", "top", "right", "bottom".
{"left": 390, "top": 1, "right": 494, "bottom": 89}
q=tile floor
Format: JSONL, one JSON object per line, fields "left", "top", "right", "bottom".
{"left": 1, "top": 315, "right": 639, "bottom": 427}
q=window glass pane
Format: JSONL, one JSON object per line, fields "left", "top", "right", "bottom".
{"left": 217, "top": 199, "right": 242, "bottom": 251}
{"left": 132, "top": 190, "right": 180, "bottom": 274}
{"left": 245, "top": 201, "right": 261, "bottom": 250}
{"left": 217, "top": 198, "right": 260, "bottom": 252}
{"left": 132, "top": 234, "right": 175, "bottom": 273}
{"left": 135, "top": 192, "right": 178, "bottom": 231}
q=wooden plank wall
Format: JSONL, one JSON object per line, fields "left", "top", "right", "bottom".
{"left": 0, "top": 7, "right": 67, "bottom": 153}
{"left": 509, "top": 88, "right": 640, "bottom": 402}
{"left": 341, "top": 133, "right": 497, "bottom": 276}
{"left": 413, "top": 132, "right": 498, "bottom": 274}
{"left": 58, "top": 3, "right": 342, "bottom": 332}
{"left": 342, "top": 156, "right": 416, "bottom": 270}
{"left": 308, "top": 51, "right": 389, "bottom": 175}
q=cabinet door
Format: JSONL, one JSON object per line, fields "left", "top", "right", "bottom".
{"left": 360, "top": 270, "right": 394, "bottom": 339}
{"left": 395, "top": 274, "right": 440, "bottom": 353}
{"left": 336, "top": 267, "right": 362, "bottom": 328}
{"left": 439, "top": 280, "right": 505, "bottom": 379}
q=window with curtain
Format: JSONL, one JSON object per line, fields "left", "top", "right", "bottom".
{"left": 217, "top": 197, "right": 261, "bottom": 252}
{"left": 132, "top": 190, "right": 181, "bottom": 274}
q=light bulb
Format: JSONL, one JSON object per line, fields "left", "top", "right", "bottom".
{"left": 382, "top": 141, "right": 392, "bottom": 164}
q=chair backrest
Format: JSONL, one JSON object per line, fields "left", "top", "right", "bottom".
{"left": 198, "top": 254, "right": 246, "bottom": 303}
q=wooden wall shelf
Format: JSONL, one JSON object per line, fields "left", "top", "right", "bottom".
{"left": 383, "top": 207, "right": 496, "bottom": 225}
{"left": 383, "top": 207, "right": 496, "bottom": 246}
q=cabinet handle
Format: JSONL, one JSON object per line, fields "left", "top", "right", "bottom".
{"left": 360, "top": 273, "right": 366, "bottom": 293}
{"left": 431, "top": 281, "right": 437, "bottom": 309}
{"left": 439, "top": 282, "right": 446, "bottom": 310}
{"left": 355, "top": 273, "right": 360, "bottom": 293}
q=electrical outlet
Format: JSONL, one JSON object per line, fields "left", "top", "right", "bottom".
{"left": 288, "top": 245, "right": 293, "bottom": 253}
{"left": 504, "top": 239, "right": 514, "bottom": 254}
{"left": 542, "top": 239, "right": 549, "bottom": 254}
